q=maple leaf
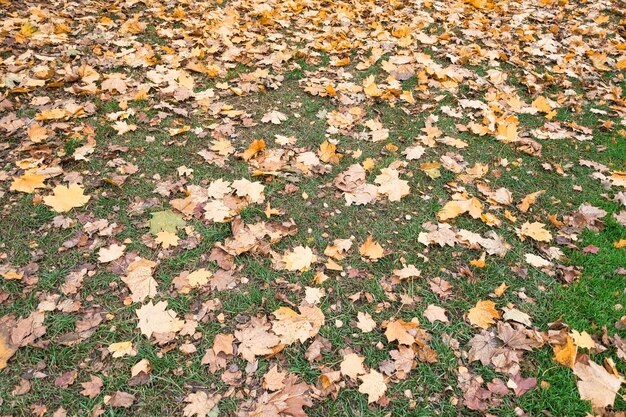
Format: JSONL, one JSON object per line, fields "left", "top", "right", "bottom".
{"left": 272, "top": 306, "right": 324, "bottom": 345}
{"left": 135, "top": 301, "right": 184, "bottom": 338}
{"left": 392, "top": 265, "right": 421, "bottom": 282}
{"left": 101, "top": 77, "right": 128, "bottom": 94}
{"left": 282, "top": 246, "right": 317, "bottom": 272}
{"left": 517, "top": 222, "right": 552, "bottom": 242}
{"left": 362, "top": 75, "right": 382, "bottom": 97}
{"left": 423, "top": 304, "right": 449, "bottom": 324}
{"left": 358, "top": 370, "right": 387, "bottom": 403}
{"left": 0, "top": 328, "right": 17, "bottom": 369}
{"left": 263, "top": 365, "right": 287, "bottom": 391}
{"left": 232, "top": 178, "right": 265, "bottom": 203}
{"left": 122, "top": 258, "right": 158, "bottom": 303}
{"left": 250, "top": 374, "right": 312, "bottom": 417}
{"left": 318, "top": 141, "right": 342, "bottom": 164}
{"left": 375, "top": 167, "right": 410, "bottom": 202}
{"left": 403, "top": 145, "right": 425, "bottom": 160}
{"left": 385, "top": 319, "right": 419, "bottom": 345}
{"left": 10, "top": 174, "right": 46, "bottom": 193}
{"left": 43, "top": 184, "right": 91, "bottom": 213}
{"left": 98, "top": 244, "right": 126, "bottom": 263}
{"left": 234, "top": 317, "right": 280, "bottom": 363}
{"left": 261, "top": 110, "right": 287, "bottom": 125}
{"left": 356, "top": 312, "right": 376, "bottom": 333}
{"left": 155, "top": 231, "right": 179, "bottom": 248}
{"left": 80, "top": 375, "right": 103, "bottom": 399}
{"left": 468, "top": 330, "right": 500, "bottom": 366}
{"left": 437, "top": 197, "right": 483, "bottom": 221}
{"left": 204, "top": 200, "right": 234, "bottom": 223}
{"left": 340, "top": 353, "right": 366, "bottom": 379}
{"left": 553, "top": 335, "right": 577, "bottom": 369}
{"left": 359, "top": 235, "right": 384, "bottom": 260}
{"left": 111, "top": 120, "right": 137, "bottom": 135}
{"left": 108, "top": 341, "right": 136, "bottom": 358}
{"left": 241, "top": 139, "right": 266, "bottom": 161}
{"left": 149, "top": 210, "right": 186, "bottom": 234}
{"left": 107, "top": 391, "right": 135, "bottom": 408}
{"left": 507, "top": 373, "right": 537, "bottom": 397}
{"left": 467, "top": 300, "right": 501, "bottom": 329}
{"left": 517, "top": 190, "right": 545, "bottom": 212}
{"left": 183, "top": 392, "right": 220, "bottom": 417}
{"left": 573, "top": 358, "right": 624, "bottom": 411}
{"left": 571, "top": 330, "right": 596, "bottom": 350}
{"left": 212, "top": 333, "right": 234, "bottom": 356}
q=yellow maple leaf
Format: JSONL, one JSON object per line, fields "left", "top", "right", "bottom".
{"left": 518, "top": 190, "right": 545, "bottom": 212}
{"left": 168, "top": 125, "right": 190, "bottom": 137}
{"left": 241, "top": 139, "right": 266, "bottom": 161}
{"left": 469, "top": 252, "right": 487, "bottom": 268}
{"left": 0, "top": 330, "right": 17, "bottom": 370}
{"left": 10, "top": 174, "right": 46, "bottom": 193}
{"left": 518, "top": 222, "right": 552, "bottom": 242}
{"left": 359, "top": 235, "right": 384, "bottom": 260}
{"left": 532, "top": 96, "right": 552, "bottom": 113}
{"left": 318, "top": 141, "right": 342, "bottom": 165}
{"left": 467, "top": 300, "right": 500, "bottom": 329}
{"left": 437, "top": 197, "right": 483, "bottom": 221}
{"left": 340, "top": 353, "right": 366, "bottom": 379}
{"left": 43, "top": 184, "right": 91, "bottom": 213}
{"left": 135, "top": 301, "right": 184, "bottom": 338}
{"left": 363, "top": 75, "right": 382, "bottom": 97}
{"left": 553, "top": 335, "right": 577, "bottom": 369}
{"left": 27, "top": 124, "right": 49, "bottom": 142}
{"left": 155, "top": 231, "right": 179, "bottom": 248}
{"left": 282, "top": 246, "right": 317, "bottom": 272}
{"left": 614, "top": 239, "right": 626, "bottom": 248}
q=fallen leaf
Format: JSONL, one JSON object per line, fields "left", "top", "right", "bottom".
{"left": 43, "top": 184, "right": 91, "bottom": 213}
{"left": 423, "top": 304, "right": 449, "bottom": 324}
{"left": 10, "top": 174, "right": 46, "bottom": 193}
{"left": 356, "top": 312, "right": 376, "bottom": 333}
{"left": 183, "top": 391, "right": 220, "bottom": 417}
{"left": 340, "top": 353, "right": 366, "bottom": 379}
{"left": 135, "top": 301, "right": 184, "bottom": 338}
{"left": 359, "top": 235, "right": 384, "bottom": 260}
{"left": 80, "top": 375, "right": 103, "bottom": 398}
{"left": 468, "top": 300, "right": 500, "bottom": 329}
{"left": 282, "top": 246, "right": 317, "bottom": 272}
{"left": 358, "top": 370, "right": 387, "bottom": 403}
{"left": 573, "top": 358, "right": 624, "bottom": 411}
{"left": 98, "top": 244, "right": 126, "bottom": 263}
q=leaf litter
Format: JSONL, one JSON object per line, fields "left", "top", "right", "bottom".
{"left": 0, "top": 0, "right": 625, "bottom": 415}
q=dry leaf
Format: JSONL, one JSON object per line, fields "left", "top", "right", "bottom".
{"left": 573, "top": 359, "right": 624, "bottom": 411}
{"left": 356, "top": 312, "right": 376, "bottom": 333}
{"left": 423, "top": 305, "right": 449, "bottom": 324}
{"left": 359, "top": 235, "right": 384, "bottom": 260}
{"left": 468, "top": 300, "right": 500, "bottom": 329}
{"left": 358, "top": 370, "right": 387, "bottom": 403}
{"left": 43, "top": 184, "right": 91, "bottom": 213}
{"left": 340, "top": 353, "right": 366, "bottom": 379}
{"left": 135, "top": 301, "right": 184, "bottom": 338}
{"left": 98, "top": 244, "right": 126, "bottom": 263}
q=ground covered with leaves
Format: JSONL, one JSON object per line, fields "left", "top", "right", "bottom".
{"left": 1, "top": 0, "right": 626, "bottom": 416}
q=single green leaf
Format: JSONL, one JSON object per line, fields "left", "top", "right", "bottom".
{"left": 149, "top": 210, "right": 185, "bottom": 235}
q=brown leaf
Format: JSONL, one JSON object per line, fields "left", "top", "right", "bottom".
{"left": 107, "top": 391, "right": 135, "bottom": 408}
{"left": 80, "top": 375, "right": 103, "bottom": 399}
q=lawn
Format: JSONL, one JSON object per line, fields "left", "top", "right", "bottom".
{"left": 1, "top": 0, "right": 625, "bottom": 416}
